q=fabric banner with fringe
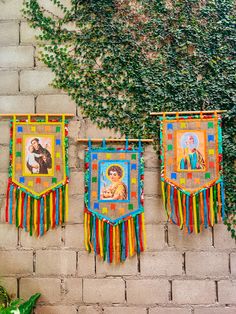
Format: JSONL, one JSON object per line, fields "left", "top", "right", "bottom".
{"left": 5, "top": 115, "right": 69, "bottom": 236}
{"left": 84, "top": 140, "right": 146, "bottom": 263}
{"left": 160, "top": 113, "right": 225, "bottom": 234}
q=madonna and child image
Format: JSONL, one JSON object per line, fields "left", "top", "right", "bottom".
{"left": 177, "top": 131, "right": 206, "bottom": 171}
{"left": 99, "top": 161, "right": 129, "bottom": 201}
{"left": 24, "top": 137, "right": 53, "bottom": 175}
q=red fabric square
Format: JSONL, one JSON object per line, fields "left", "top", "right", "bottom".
{"left": 16, "top": 138, "right": 22, "bottom": 144}
{"left": 36, "top": 178, "right": 41, "bottom": 184}
{"left": 111, "top": 204, "right": 116, "bottom": 210}
{"left": 209, "top": 161, "right": 214, "bottom": 168}
{"left": 168, "top": 134, "right": 172, "bottom": 140}
{"left": 187, "top": 173, "right": 192, "bottom": 179}
{"left": 92, "top": 164, "right": 98, "bottom": 170}
{"left": 131, "top": 191, "right": 137, "bottom": 198}
{"left": 56, "top": 165, "right": 61, "bottom": 171}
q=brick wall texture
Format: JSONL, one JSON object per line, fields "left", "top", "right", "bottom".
{"left": 0, "top": 1, "right": 236, "bottom": 314}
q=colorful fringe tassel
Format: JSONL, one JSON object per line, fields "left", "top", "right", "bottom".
{"left": 84, "top": 211, "right": 146, "bottom": 263}
{"left": 161, "top": 180, "right": 225, "bottom": 233}
{"left": 5, "top": 180, "right": 69, "bottom": 236}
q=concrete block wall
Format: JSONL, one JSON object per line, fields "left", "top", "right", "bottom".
{"left": 0, "top": 1, "right": 236, "bottom": 313}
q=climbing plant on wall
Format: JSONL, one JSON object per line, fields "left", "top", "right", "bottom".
{"left": 23, "top": 0, "right": 235, "bottom": 237}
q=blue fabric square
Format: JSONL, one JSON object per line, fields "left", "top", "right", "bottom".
{"left": 131, "top": 164, "right": 137, "bottom": 170}
{"left": 56, "top": 139, "right": 61, "bottom": 145}
{"left": 167, "top": 123, "right": 173, "bottom": 130}
{"left": 208, "top": 135, "right": 214, "bottom": 142}
{"left": 171, "top": 172, "right": 177, "bottom": 179}
{"left": 94, "top": 203, "right": 99, "bottom": 210}
{"left": 17, "top": 126, "right": 23, "bottom": 133}
{"left": 19, "top": 177, "right": 25, "bottom": 183}
{"left": 92, "top": 154, "right": 98, "bottom": 160}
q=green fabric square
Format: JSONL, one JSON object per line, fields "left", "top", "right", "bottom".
{"left": 16, "top": 151, "right": 21, "bottom": 157}
{"left": 205, "top": 173, "right": 211, "bottom": 179}
{"left": 52, "top": 177, "right": 57, "bottom": 183}
{"left": 92, "top": 177, "right": 97, "bottom": 183}
{"left": 131, "top": 154, "right": 136, "bottom": 160}
{"left": 167, "top": 144, "right": 173, "bottom": 151}
{"left": 128, "top": 204, "right": 134, "bottom": 210}
{"left": 208, "top": 122, "right": 214, "bottom": 128}
{"left": 56, "top": 126, "right": 61, "bottom": 132}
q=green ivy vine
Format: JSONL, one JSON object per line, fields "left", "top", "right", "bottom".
{"left": 23, "top": 0, "right": 235, "bottom": 238}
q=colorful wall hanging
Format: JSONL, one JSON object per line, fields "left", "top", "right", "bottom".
{"left": 160, "top": 112, "right": 225, "bottom": 234}
{"left": 84, "top": 140, "right": 146, "bottom": 263}
{"left": 5, "top": 115, "right": 69, "bottom": 236}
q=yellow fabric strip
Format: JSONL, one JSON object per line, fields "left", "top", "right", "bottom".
{"left": 99, "top": 219, "right": 103, "bottom": 258}
{"left": 50, "top": 192, "right": 53, "bottom": 228}
{"left": 161, "top": 181, "right": 168, "bottom": 218}
{"left": 59, "top": 188, "right": 62, "bottom": 224}
{"left": 65, "top": 183, "right": 69, "bottom": 221}
{"left": 44, "top": 195, "right": 47, "bottom": 233}
{"left": 210, "top": 186, "right": 214, "bottom": 226}
{"left": 193, "top": 195, "right": 198, "bottom": 234}
{"left": 18, "top": 190, "right": 22, "bottom": 227}
{"left": 217, "top": 183, "right": 222, "bottom": 221}
{"left": 128, "top": 219, "right": 132, "bottom": 257}
{"left": 141, "top": 213, "right": 147, "bottom": 250}
{"left": 34, "top": 198, "right": 37, "bottom": 234}
{"left": 84, "top": 213, "right": 89, "bottom": 251}
{"left": 113, "top": 224, "right": 116, "bottom": 262}
{"left": 27, "top": 195, "right": 30, "bottom": 232}
{"left": 167, "top": 185, "right": 171, "bottom": 218}
{"left": 177, "top": 190, "right": 183, "bottom": 229}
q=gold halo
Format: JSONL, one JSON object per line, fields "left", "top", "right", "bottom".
{"left": 105, "top": 163, "right": 125, "bottom": 181}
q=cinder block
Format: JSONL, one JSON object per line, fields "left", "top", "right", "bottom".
{"left": 19, "top": 227, "right": 62, "bottom": 248}
{"left": 0, "top": 146, "right": 9, "bottom": 172}
{"left": 0, "top": 71, "right": 18, "bottom": 94}
{"left": 0, "top": 22, "right": 19, "bottom": 45}
{"left": 64, "top": 224, "right": 84, "bottom": 249}
{"left": 85, "top": 119, "right": 120, "bottom": 138}
{"left": 0, "top": 224, "right": 18, "bottom": 248}
{"left": 144, "top": 171, "right": 161, "bottom": 195}
{"left": 36, "top": 250, "right": 76, "bottom": 275}
{"left": 20, "top": 21, "right": 41, "bottom": 44}
{"left": 96, "top": 255, "right": 138, "bottom": 276}
{"left": 20, "top": 70, "right": 56, "bottom": 93}
{"left": 0, "top": 173, "right": 8, "bottom": 196}
{"left": 126, "top": 279, "right": 169, "bottom": 304}
{"left": 186, "top": 252, "right": 229, "bottom": 277}
{"left": 144, "top": 148, "right": 160, "bottom": 168}
{"left": 145, "top": 224, "right": 165, "bottom": 251}
{"left": 168, "top": 225, "right": 213, "bottom": 250}
{"left": 0, "top": 0, "right": 23, "bottom": 19}
{"left": 214, "top": 224, "right": 236, "bottom": 250}
{"left": 194, "top": 307, "right": 236, "bottom": 314}
{"left": 218, "top": 280, "right": 236, "bottom": 304}
{"left": 78, "top": 306, "right": 101, "bottom": 314}
{"left": 69, "top": 171, "right": 84, "bottom": 195}
{"left": 36, "top": 94, "right": 76, "bottom": 114}
{"left": 230, "top": 253, "right": 236, "bottom": 275}
{"left": 20, "top": 278, "right": 61, "bottom": 303}
{"left": 77, "top": 251, "right": 95, "bottom": 276}
{"left": 63, "top": 278, "right": 82, "bottom": 302}
{"left": 83, "top": 278, "right": 125, "bottom": 303}
{"left": 172, "top": 280, "right": 216, "bottom": 304}
{"left": 103, "top": 307, "right": 147, "bottom": 314}
{"left": 149, "top": 308, "right": 191, "bottom": 314}
{"left": 0, "top": 96, "right": 34, "bottom": 113}
{"left": 0, "top": 121, "right": 10, "bottom": 144}
{"left": 67, "top": 195, "right": 84, "bottom": 224}
{"left": 0, "top": 277, "right": 17, "bottom": 299}
{"left": 145, "top": 196, "right": 167, "bottom": 224}
{"left": 140, "top": 251, "right": 183, "bottom": 276}
{"left": 35, "top": 306, "right": 77, "bottom": 314}
{"left": 0, "top": 46, "right": 33, "bottom": 68}
{"left": 0, "top": 250, "right": 33, "bottom": 275}
{"left": 69, "top": 120, "right": 83, "bottom": 142}
{"left": 68, "top": 144, "right": 78, "bottom": 169}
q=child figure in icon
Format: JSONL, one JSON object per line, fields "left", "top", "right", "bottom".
{"left": 100, "top": 165, "right": 128, "bottom": 200}
{"left": 179, "top": 133, "right": 205, "bottom": 170}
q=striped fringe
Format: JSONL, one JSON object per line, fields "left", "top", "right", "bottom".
{"left": 5, "top": 180, "right": 69, "bottom": 236}
{"left": 84, "top": 211, "right": 146, "bottom": 263}
{"left": 161, "top": 180, "right": 225, "bottom": 234}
